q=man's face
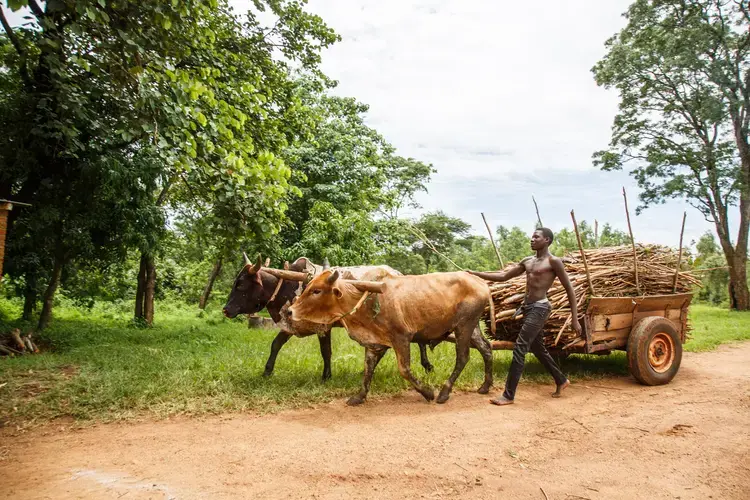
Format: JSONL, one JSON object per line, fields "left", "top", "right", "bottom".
{"left": 530, "top": 230, "right": 549, "bottom": 251}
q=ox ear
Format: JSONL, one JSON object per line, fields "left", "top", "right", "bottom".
{"left": 326, "top": 269, "right": 340, "bottom": 285}
{"left": 333, "top": 287, "right": 343, "bottom": 298}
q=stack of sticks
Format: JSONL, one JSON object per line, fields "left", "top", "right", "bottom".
{"left": 482, "top": 245, "right": 701, "bottom": 348}
{"left": 0, "top": 328, "right": 39, "bottom": 356}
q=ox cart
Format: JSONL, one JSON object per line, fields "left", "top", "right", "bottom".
{"left": 485, "top": 292, "right": 692, "bottom": 386}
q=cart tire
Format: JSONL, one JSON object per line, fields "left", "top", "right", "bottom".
{"left": 627, "top": 317, "right": 682, "bottom": 386}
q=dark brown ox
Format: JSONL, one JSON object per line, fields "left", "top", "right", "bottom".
{"left": 288, "top": 270, "right": 495, "bottom": 405}
{"left": 222, "top": 255, "right": 436, "bottom": 380}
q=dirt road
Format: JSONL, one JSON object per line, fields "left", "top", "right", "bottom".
{"left": 2, "top": 343, "right": 750, "bottom": 500}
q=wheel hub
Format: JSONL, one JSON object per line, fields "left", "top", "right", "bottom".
{"left": 648, "top": 332, "right": 675, "bottom": 373}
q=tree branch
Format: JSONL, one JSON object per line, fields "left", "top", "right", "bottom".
{"left": 28, "top": 0, "right": 44, "bottom": 19}
{"left": 0, "top": 5, "right": 31, "bottom": 86}
{"left": 0, "top": 5, "right": 25, "bottom": 58}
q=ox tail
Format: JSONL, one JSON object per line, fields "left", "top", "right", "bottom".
{"left": 487, "top": 286, "right": 496, "bottom": 335}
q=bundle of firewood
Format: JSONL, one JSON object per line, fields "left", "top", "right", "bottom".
{"left": 0, "top": 328, "right": 39, "bottom": 356}
{"left": 482, "top": 245, "right": 701, "bottom": 348}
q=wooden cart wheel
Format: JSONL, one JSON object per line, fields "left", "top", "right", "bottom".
{"left": 627, "top": 317, "right": 682, "bottom": 386}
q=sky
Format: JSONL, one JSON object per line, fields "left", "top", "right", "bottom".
{"left": 4, "top": 2, "right": 727, "bottom": 248}
{"left": 228, "top": 0, "right": 719, "bottom": 248}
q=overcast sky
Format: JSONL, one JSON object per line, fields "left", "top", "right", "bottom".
{"left": 6, "top": 2, "right": 726, "bottom": 248}
{"left": 231, "top": 0, "right": 719, "bottom": 248}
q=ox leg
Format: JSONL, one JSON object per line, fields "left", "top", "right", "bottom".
{"left": 263, "top": 331, "right": 292, "bottom": 377}
{"left": 347, "top": 346, "right": 388, "bottom": 406}
{"left": 418, "top": 342, "right": 434, "bottom": 372}
{"left": 471, "top": 325, "right": 494, "bottom": 394}
{"left": 437, "top": 324, "right": 472, "bottom": 404}
{"left": 394, "top": 337, "right": 434, "bottom": 402}
{"left": 318, "top": 331, "right": 332, "bottom": 381}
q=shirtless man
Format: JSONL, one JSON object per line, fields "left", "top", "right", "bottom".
{"left": 468, "top": 227, "right": 581, "bottom": 405}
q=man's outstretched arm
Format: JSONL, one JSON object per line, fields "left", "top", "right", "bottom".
{"left": 551, "top": 258, "right": 581, "bottom": 334}
{"left": 467, "top": 261, "right": 526, "bottom": 283}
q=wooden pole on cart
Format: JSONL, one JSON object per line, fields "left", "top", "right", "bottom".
{"left": 480, "top": 212, "right": 504, "bottom": 268}
{"left": 673, "top": 211, "right": 687, "bottom": 293}
{"left": 570, "top": 210, "right": 596, "bottom": 296}
{"left": 622, "top": 188, "right": 641, "bottom": 295}
{"left": 532, "top": 195, "right": 543, "bottom": 228}
{"left": 594, "top": 220, "right": 599, "bottom": 248}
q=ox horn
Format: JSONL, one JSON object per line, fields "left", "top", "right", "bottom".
{"left": 263, "top": 268, "right": 310, "bottom": 282}
{"left": 322, "top": 257, "right": 330, "bottom": 270}
{"left": 326, "top": 269, "right": 340, "bottom": 285}
{"left": 243, "top": 252, "right": 252, "bottom": 267}
{"left": 264, "top": 257, "right": 271, "bottom": 267}
{"left": 346, "top": 280, "right": 386, "bottom": 294}
{"left": 283, "top": 261, "right": 290, "bottom": 270}
{"left": 248, "top": 254, "right": 262, "bottom": 274}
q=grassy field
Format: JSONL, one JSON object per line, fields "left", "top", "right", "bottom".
{"left": 1, "top": 299, "right": 748, "bottom": 426}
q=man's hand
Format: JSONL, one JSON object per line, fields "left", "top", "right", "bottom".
{"left": 572, "top": 318, "right": 582, "bottom": 335}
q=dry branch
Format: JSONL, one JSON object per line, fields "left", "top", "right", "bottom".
{"left": 481, "top": 245, "right": 700, "bottom": 349}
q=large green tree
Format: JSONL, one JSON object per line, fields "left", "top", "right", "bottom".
{"left": 593, "top": 0, "right": 750, "bottom": 309}
{"left": 0, "top": 0, "right": 337, "bottom": 327}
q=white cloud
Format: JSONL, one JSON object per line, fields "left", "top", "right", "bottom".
{"left": 257, "top": 0, "right": 717, "bottom": 247}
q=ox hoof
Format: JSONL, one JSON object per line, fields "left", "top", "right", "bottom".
{"left": 422, "top": 363, "right": 434, "bottom": 373}
{"left": 477, "top": 383, "right": 492, "bottom": 395}
{"left": 346, "top": 395, "right": 366, "bottom": 406}
{"left": 419, "top": 388, "right": 435, "bottom": 402}
{"left": 262, "top": 370, "right": 273, "bottom": 378}
{"left": 321, "top": 372, "right": 332, "bottom": 382}
{"left": 436, "top": 388, "right": 452, "bottom": 404}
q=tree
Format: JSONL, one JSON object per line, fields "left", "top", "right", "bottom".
{"left": 412, "top": 212, "right": 471, "bottom": 272}
{"left": 694, "top": 231, "right": 731, "bottom": 304}
{"left": 593, "top": 0, "right": 750, "bottom": 309}
{"left": 289, "top": 201, "right": 377, "bottom": 265}
{"left": 0, "top": 0, "right": 338, "bottom": 326}
{"left": 280, "top": 87, "right": 433, "bottom": 247}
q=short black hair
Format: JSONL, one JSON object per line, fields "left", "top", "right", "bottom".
{"left": 536, "top": 227, "right": 554, "bottom": 244}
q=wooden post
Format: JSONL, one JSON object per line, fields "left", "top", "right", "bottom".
{"left": 622, "top": 188, "right": 640, "bottom": 294}
{"left": 594, "top": 220, "right": 599, "bottom": 248}
{"left": 481, "top": 212, "right": 504, "bottom": 268}
{"left": 571, "top": 210, "right": 596, "bottom": 296}
{"left": 673, "top": 211, "right": 687, "bottom": 293}
{"left": 0, "top": 202, "right": 12, "bottom": 282}
{"left": 532, "top": 196, "right": 543, "bottom": 228}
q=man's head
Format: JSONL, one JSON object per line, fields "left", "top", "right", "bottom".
{"left": 531, "top": 227, "right": 554, "bottom": 251}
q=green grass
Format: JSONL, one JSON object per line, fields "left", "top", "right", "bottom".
{"left": 684, "top": 303, "right": 750, "bottom": 351}
{"left": 0, "top": 299, "right": 748, "bottom": 426}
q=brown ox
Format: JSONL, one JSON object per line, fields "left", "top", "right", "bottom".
{"left": 288, "top": 270, "right": 495, "bottom": 405}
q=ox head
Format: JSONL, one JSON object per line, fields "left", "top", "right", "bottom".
{"left": 288, "top": 269, "right": 386, "bottom": 325}
{"left": 222, "top": 253, "right": 309, "bottom": 318}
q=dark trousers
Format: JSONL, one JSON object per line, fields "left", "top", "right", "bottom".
{"left": 503, "top": 301, "right": 567, "bottom": 401}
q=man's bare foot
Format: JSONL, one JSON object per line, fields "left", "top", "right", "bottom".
{"left": 552, "top": 379, "right": 570, "bottom": 398}
{"left": 489, "top": 395, "right": 514, "bottom": 406}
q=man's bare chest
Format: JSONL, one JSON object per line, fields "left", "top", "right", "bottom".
{"left": 524, "top": 258, "right": 554, "bottom": 278}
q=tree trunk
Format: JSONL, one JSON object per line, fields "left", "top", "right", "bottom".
{"left": 22, "top": 286, "right": 36, "bottom": 321}
{"left": 37, "top": 252, "right": 64, "bottom": 331}
{"left": 134, "top": 253, "right": 147, "bottom": 320}
{"left": 143, "top": 254, "right": 156, "bottom": 326}
{"left": 198, "top": 257, "right": 223, "bottom": 309}
{"left": 728, "top": 254, "right": 750, "bottom": 311}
